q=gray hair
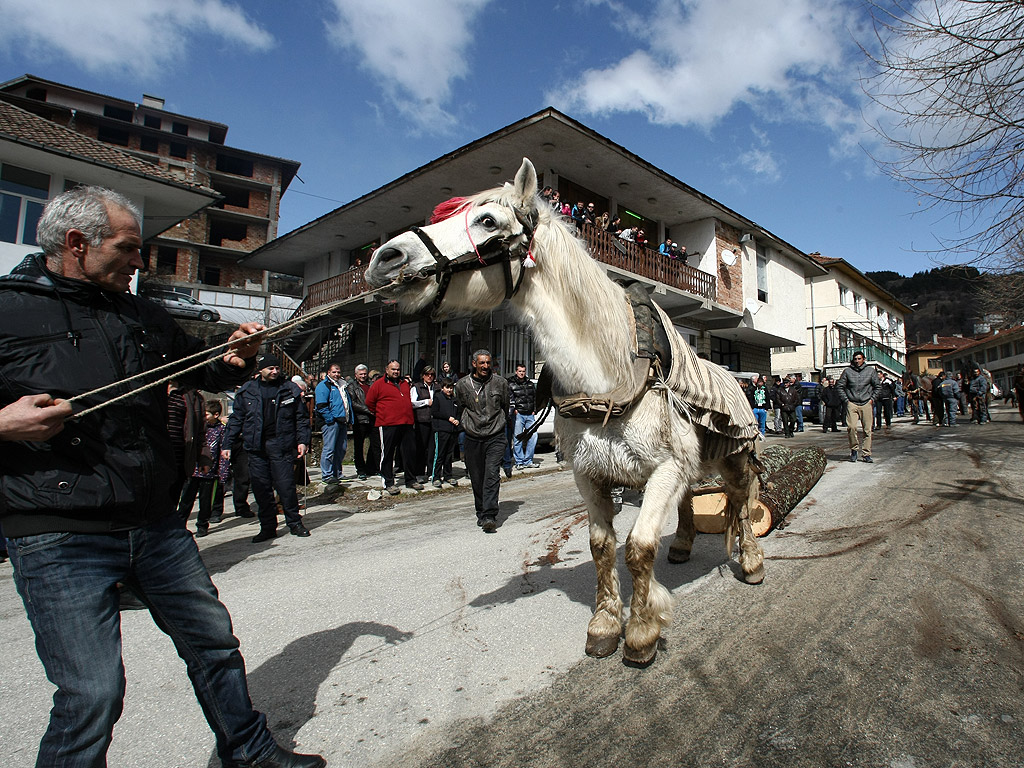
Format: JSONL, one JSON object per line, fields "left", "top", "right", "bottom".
{"left": 354, "top": 364, "right": 368, "bottom": 372}
{"left": 471, "top": 349, "right": 492, "bottom": 363}
{"left": 36, "top": 186, "right": 141, "bottom": 256}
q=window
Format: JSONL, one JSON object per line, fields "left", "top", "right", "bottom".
{"left": 839, "top": 285, "right": 852, "bottom": 309}
{"left": 153, "top": 246, "right": 177, "bottom": 276}
{"left": 1016, "top": 341, "right": 1024, "bottom": 355}
{"left": 0, "top": 164, "right": 49, "bottom": 246}
{"left": 710, "top": 336, "right": 739, "bottom": 371}
{"left": 171, "top": 121, "right": 189, "bottom": 136}
{"left": 215, "top": 154, "right": 254, "bottom": 177}
{"left": 140, "top": 136, "right": 159, "bottom": 153}
{"left": 97, "top": 125, "right": 130, "bottom": 146}
{"left": 201, "top": 265, "right": 221, "bottom": 286}
{"left": 169, "top": 142, "right": 188, "bottom": 159}
{"left": 755, "top": 243, "right": 769, "bottom": 303}
{"left": 928, "top": 358, "right": 942, "bottom": 369}
{"left": 1001, "top": 343, "right": 1012, "bottom": 358}
{"left": 216, "top": 186, "right": 250, "bottom": 209}
{"left": 866, "top": 301, "right": 874, "bottom": 319}
{"left": 854, "top": 294, "right": 864, "bottom": 315}
{"left": 209, "top": 219, "right": 247, "bottom": 247}
{"left": 103, "top": 104, "right": 133, "bottom": 122}
{"left": 773, "top": 346, "right": 797, "bottom": 354}
{"left": 144, "top": 115, "right": 161, "bottom": 129}
{"left": 987, "top": 347, "right": 999, "bottom": 363}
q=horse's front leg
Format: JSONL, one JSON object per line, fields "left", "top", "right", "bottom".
{"left": 667, "top": 488, "right": 695, "bottom": 563}
{"left": 624, "top": 462, "right": 687, "bottom": 664}
{"left": 575, "top": 474, "right": 622, "bottom": 658}
{"left": 721, "top": 450, "right": 765, "bottom": 585}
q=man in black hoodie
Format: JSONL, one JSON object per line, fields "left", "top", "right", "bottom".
{"left": 0, "top": 187, "right": 324, "bottom": 768}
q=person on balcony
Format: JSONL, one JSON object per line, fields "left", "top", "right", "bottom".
{"left": 659, "top": 238, "right": 674, "bottom": 258}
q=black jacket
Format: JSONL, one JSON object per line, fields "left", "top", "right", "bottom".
{"left": 507, "top": 375, "right": 537, "bottom": 414}
{"left": 430, "top": 390, "right": 459, "bottom": 433}
{"left": 0, "top": 254, "right": 255, "bottom": 537}
{"left": 346, "top": 378, "right": 373, "bottom": 425}
{"left": 223, "top": 377, "right": 312, "bottom": 453}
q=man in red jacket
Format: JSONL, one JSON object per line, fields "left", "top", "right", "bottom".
{"left": 366, "top": 359, "right": 423, "bottom": 495}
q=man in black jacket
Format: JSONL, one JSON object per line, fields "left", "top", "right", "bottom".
{"left": 346, "top": 363, "right": 379, "bottom": 479}
{"left": 0, "top": 187, "right": 324, "bottom": 768}
{"left": 508, "top": 364, "right": 540, "bottom": 470}
{"left": 222, "top": 353, "right": 312, "bottom": 542}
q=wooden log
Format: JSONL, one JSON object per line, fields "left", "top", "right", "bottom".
{"left": 690, "top": 444, "right": 795, "bottom": 495}
{"left": 756, "top": 447, "right": 827, "bottom": 532}
{"left": 691, "top": 446, "right": 827, "bottom": 536}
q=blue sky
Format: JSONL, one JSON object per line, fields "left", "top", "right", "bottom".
{"left": 0, "top": 0, "right": 959, "bottom": 276}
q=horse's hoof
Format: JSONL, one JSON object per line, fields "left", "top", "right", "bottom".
{"left": 743, "top": 564, "right": 765, "bottom": 585}
{"left": 585, "top": 634, "right": 620, "bottom": 658}
{"left": 622, "top": 641, "right": 657, "bottom": 666}
{"left": 666, "top": 547, "right": 691, "bottom": 564}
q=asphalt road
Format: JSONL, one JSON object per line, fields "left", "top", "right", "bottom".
{"left": 2, "top": 407, "right": 1022, "bottom": 767}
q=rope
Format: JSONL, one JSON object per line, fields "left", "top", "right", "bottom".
{"left": 66, "top": 294, "right": 359, "bottom": 421}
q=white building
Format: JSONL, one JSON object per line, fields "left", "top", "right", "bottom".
{"left": 772, "top": 254, "right": 912, "bottom": 380}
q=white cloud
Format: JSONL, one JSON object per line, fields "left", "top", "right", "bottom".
{"left": 323, "top": 0, "right": 492, "bottom": 132}
{"left": 550, "top": 0, "right": 866, "bottom": 144}
{"left": 0, "top": 0, "right": 274, "bottom": 76}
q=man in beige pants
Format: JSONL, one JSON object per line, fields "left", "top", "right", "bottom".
{"left": 836, "top": 351, "right": 881, "bottom": 464}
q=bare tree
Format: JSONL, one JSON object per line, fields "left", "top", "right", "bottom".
{"left": 862, "top": 0, "right": 1024, "bottom": 288}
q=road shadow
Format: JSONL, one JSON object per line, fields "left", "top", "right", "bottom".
{"left": 205, "top": 621, "right": 413, "bottom": 767}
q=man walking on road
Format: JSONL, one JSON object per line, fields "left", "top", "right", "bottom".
{"left": 836, "top": 350, "right": 880, "bottom": 463}
{"left": 223, "top": 353, "right": 313, "bottom": 542}
{"left": 508, "top": 364, "right": 540, "bottom": 470}
{"left": 0, "top": 187, "right": 324, "bottom": 768}
{"left": 455, "top": 350, "right": 511, "bottom": 532}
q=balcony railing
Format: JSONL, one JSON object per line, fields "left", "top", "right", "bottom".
{"left": 576, "top": 223, "right": 716, "bottom": 302}
{"left": 294, "top": 221, "right": 718, "bottom": 315}
{"left": 831, "top": 346, "right": 905, "bottom": 373}
{"left": 294, "top": 266, "right": 371, "bottom": 316}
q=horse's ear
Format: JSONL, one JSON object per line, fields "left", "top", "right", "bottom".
{"left": 513, "top": 158, "right": 538, "bottom": 208}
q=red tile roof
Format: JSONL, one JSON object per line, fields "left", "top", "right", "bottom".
{"left": 0, "top": 100, "right": 214, "bottom": 194}
{"left": 908, "top": 336, "right": 978, "bottom": 353}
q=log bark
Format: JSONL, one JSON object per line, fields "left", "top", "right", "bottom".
{"left": 691, "top": 446, "right": 827, "bottom": 536}
{"left": 691, "top": 444, "right": 795, "bottom": 495}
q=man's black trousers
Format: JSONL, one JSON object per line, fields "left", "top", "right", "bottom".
{"left": 247, "top": 437, "right": 301, "bottom": 531}
{"left": 379, "top": 424, "right": 416, "bottom": 488}
{"left": 352, "top": 422, "right": 380, "bottom": 477}
{"left": 463, "top": 431, "right": 505, "bottom": 521}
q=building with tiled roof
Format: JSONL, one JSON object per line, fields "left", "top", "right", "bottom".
{"left": 771, "top": 252, "right": 913, "bottom": 380}
{"left": 0, "top": 99, "right": 218, "bottom": 275}
{"left": 0, "top": 74, "right": 301, "bottom": 311}
{"left": 906, "top": 334, "right": 977, "bottom": 376}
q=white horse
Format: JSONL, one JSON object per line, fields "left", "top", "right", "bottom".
{"left": 365, "top": 158, "right": 764, "bottom": 664}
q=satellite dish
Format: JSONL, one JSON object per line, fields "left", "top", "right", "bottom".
{"left": 721, "top": 249, "right": 738, "bottom": 267}
{"left": 876, "top": 317, "right": 887, "bottom": 331}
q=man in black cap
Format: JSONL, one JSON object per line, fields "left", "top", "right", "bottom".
{"left": 223, "top": 353, "right": 312, "bottom": 542}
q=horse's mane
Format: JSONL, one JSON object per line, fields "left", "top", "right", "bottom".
{"left": 459, "top": 184, "right": 636, "bottom": 391}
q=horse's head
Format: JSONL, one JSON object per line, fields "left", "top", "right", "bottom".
{"left": 365, "top": 158, "right": 541, "bottom": 315}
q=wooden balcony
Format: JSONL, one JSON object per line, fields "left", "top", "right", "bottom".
{"left": 294, "top": 222, "right": 717, "bottom": 316}
{"left": 577, "top": 223, "right": 717, "bottom": 302}
{"left": 294, "top": 266, "right": 371, "bottom": 316}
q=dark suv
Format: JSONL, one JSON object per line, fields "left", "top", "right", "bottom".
{"left": 800, "top": 381, "right": 821, "bottom": 424}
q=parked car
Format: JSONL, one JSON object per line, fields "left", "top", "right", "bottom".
{"left": 800, "top": 381, "right": 821, "bottom": 424}
{"left": 143, "top": 289, "right": 221, "bottom": 322}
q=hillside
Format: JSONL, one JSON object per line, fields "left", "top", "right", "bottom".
{"left": 865, "top": 266, "right": 981, "bottom": 344}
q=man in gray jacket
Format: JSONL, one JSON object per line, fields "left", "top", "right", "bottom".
{"left": 455, "top": 349, "right": 511, "bottom": 532}
{"left": 836, "top": 350, "right": 881, "bottom": 463}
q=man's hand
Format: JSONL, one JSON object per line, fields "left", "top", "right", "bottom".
{"left": 297, "top": 444, "right": 308, "bottom": 459}
{"left": 223, "top": 322, "right": 265, "bottom": 368}
{"left": 221, "top": 449, "right": 231, "bottom": 461}
{"left": 0, "top": 395, "right": 74, "bottom": 442}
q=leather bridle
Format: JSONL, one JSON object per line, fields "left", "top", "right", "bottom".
{"left": 406, "top": 204, "right": 536, "bottom": 314}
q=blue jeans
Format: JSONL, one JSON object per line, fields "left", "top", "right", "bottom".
{"left": 752, "top": 408, "right": 767, "bottom": 436}
{"left": 944, "top": 397, "right": 959, "bottom": 425}
{"left": 320, "top": 419, "right": 347, "bottom": 481}
{"left": 8, "top": 516, "right": 276, "bottom": 767}
{"left": 512, "top": 413, "right": 538, "bottom": 466}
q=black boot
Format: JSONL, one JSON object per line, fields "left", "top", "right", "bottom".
{"left": 224, "top": 744, "right": 326, "bottom": 768}
{"left": 252, "top": 528, "right": 277, "bottom": 543}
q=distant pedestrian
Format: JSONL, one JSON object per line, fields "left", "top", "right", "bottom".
{"left": 508, "top": 364, "right": 540, "bottom": 469}
{"left": 177, "top": 400, "right": 230, "bottom": 536}
{"left": 938, "top": 371, "right": 961, "bottom": 426}
{"left": 968, "top": 366, "right": 990, "bottom": 424}
{"left": 346, "top": 363, "right": 380, "bottom": 480}
{"left": 430, "top": 377, "right": 460, "bottom": 487}
{"left": 820, "top": 377, "right": 842, "bottom": 433}
{"left": 411, "top": 365, "right": 439, "bottom": 483}
{"left": 775, "top": 375, "right": 801, "bottom": 438}
{"left": 315, "top": 362, "right": 352, "bottom": 484}
{"left": 366, "top": 359, "right": 422, "bottom": 495}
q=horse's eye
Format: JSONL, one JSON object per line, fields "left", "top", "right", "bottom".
{"left": 478, "top": 214, "right": 497, "bottom": 230}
